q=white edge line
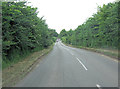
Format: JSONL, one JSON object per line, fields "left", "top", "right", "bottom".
{"left": 96, "top": 84, "right": 102, "bottom": 89}
{"left": 70, "top": 52, "right": 74, "bottom": 55}
{"left": 63, "top": 47, "right": 74, "bottom": 56}
{"left": 76, "top": 57, "right": 88, "bottom": 70}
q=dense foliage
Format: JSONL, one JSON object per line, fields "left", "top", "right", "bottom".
{"left": 2, "top": 1, "right": 58, "bottom": 68}
{"left": 59, "top": 2, "right": 119, "bottom": 49}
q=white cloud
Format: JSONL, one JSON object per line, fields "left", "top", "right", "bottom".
{"left": 28, "top": 0, "right": 115, "bottom": 33}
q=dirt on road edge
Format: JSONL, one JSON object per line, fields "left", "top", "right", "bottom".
{"left": 2, "top": 44, "right": 54, "bottom": 87}
{"left": 64, "top": 43, "right": 119, "bottom": 62}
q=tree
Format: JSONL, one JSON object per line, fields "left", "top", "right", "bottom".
{"left": 2, "top": 1, "right": 58, "bottom": 67}
{"left": 59, "top": 2, "right": 119, "bottom": 49}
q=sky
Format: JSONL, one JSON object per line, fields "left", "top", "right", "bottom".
{"left": 27, "top": 0, "right": 115, "bottom": 33}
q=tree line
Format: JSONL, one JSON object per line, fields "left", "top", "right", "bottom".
{"left": 2, "top": 1, "right": 58, "bottom": 68}
{"left": 59, "top": 2, "right": 119, "bottom": 49}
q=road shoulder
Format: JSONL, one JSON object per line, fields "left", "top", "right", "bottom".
{"left": 64, "top": 43, "right": 119, "bottom": 62}
{"left": 2, "top": 44, "right": 54, "bottom": 87}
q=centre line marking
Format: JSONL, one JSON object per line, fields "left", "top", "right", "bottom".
{"left": 96, "top": 84, "right": 102, "bottom": 89}
{"left": 76, "top": 57, "right": 88, "bottom": 70}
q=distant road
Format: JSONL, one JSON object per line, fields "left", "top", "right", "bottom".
{"left": 15, "top": 41, "right": 118, "bottom": 88}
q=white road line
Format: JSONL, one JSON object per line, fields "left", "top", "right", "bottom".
{"left": 36, "top": 64, "right": 39, "bottom": 68}
{"left": 76, "top": 57, "right": 88, "bottom": 70}
{"left": 63, "top": 47, "right": 67, "bottom": 50}
{"left": 71, "top": 52, "right": 74, "bottom": 55}
{"left": 65, "top": 48, "right": 69, "bottom": 50}
{"left": 62, "top": 47, "right": 74, "bottom": 56}
{"left": 96, "top": 84, "right": 102, "bottom": 89}
{"left": 63, "top": 47, "right": 69, "bottom": 51}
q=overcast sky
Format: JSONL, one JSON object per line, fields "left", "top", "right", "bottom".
{"left": 28, "top": 0, "right": 115, "bottom": 33}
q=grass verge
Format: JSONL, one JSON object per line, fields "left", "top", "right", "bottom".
{"left": 2, "top": 44, "right": 54, "bottom": 87}
{"left": 65, "top": 43, "right": 119, "bottom": 61}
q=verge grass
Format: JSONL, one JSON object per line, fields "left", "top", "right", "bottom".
{"left": 2, "top": 44, "right": 54, "bottom": 87}
{"left": 65, "top": 43, "right": 119, "bottom": 61}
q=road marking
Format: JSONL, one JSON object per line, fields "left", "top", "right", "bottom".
{"left": 63, "top": 47, "right": 75, "bottom": 56}
{"left": 66, "top": 48, "right": 69, "bottom": 51}
{"left": 76, "top": 57, "right": 88, "bottom": 70}
{"left": 101, "top": 54, "right": 118, "bottom": 62}
{"left": 63, "top": 47, "right": 70, "bottom": 51}
{"left": 36, "top": 64, "right": 39, "bottom": 68}
{"left": 96, "top": 84, "right": 102, "bottom": 89}
{"left": 71, "top": 52, "right": 74, "bottom": 55}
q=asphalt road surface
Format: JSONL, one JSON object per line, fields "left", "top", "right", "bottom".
{"left": 15, "top": 41, "right": 118, "bottom": 88}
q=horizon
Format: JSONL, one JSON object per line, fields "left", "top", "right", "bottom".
{"left": 28, "top": 0, "right": 115, "bottom": 33}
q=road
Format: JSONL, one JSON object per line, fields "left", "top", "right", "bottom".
{"left": 15, "top": 41, "right": 118, "bottom": 88}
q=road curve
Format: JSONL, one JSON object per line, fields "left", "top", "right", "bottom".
{"left": 15, "top": 41, "right": 118, "bottom": 87}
